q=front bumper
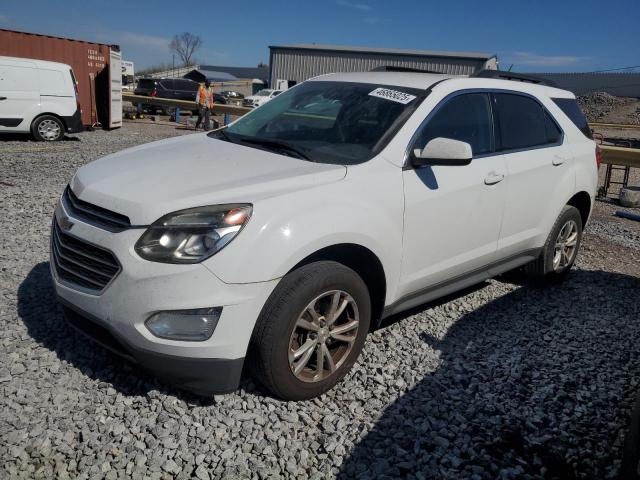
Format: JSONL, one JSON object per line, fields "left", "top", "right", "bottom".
{"left": 50, "top": 201, "right": 279, "bottom": 395}
{"left": 60, "top": 300, "right": 244, "bottom": 394}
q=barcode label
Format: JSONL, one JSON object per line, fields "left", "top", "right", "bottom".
{"left": 368, "top": 88, "right": 416, "bottom": 104}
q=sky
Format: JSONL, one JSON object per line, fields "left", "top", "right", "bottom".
{"left": 0, "top": 0, "right": 638, "bottom": 73}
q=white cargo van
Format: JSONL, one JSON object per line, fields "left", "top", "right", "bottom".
{"left": 0, "top": 56, "right": 84, "bottom": 141}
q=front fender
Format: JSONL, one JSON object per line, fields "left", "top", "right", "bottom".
{"left": 203, "top": 159, "right": 405, "bottom": 303}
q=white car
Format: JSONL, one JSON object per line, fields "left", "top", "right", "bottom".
{"left": 242, "top": 89, "right": 283, "bottom": 108}
{"left": 0, "top": 56, "right": 84, "bottom": 141}
{"left": 52, "top": 70, "right": 598, "bottom": 400}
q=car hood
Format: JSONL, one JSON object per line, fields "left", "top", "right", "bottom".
{"left": 71, "top": 133, "right": 346, "bottom": 225}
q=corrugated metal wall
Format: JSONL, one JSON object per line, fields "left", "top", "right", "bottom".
{"left": 0, "top": 29, "right": 114, "bottom": 126}
{"left": 532, "top": 73, "right": 640, "bottom": 98}
{"left": 270, "top": 48, "right": 488, "bottom": 85}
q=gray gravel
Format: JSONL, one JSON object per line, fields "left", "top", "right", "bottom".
{"left": 1, "top": 124, "right": 640, "bottom": 479}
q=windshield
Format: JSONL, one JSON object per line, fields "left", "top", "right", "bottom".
{"left": 256, "top": 90, "right": 273, "bottom": 96}
{"left": 211, "top": 81, "right": 426, "bottom": 165}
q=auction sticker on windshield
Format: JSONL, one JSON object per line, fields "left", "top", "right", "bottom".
{"left": 368, "top": 88, "right": 417, "bottom": 104}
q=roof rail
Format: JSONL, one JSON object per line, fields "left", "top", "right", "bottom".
{"left": 472, "top": 70, "right": 557, "bottom": 87}
{"left": 370, "top": 65, "right": 444, "bottom": 74}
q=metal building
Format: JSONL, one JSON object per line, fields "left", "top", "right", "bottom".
{"left": 268, "top": 44, "right": 498, "bottom": 88}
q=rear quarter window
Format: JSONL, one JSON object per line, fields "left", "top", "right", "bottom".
{"left": 552, "top": 98, "right": 593, "bottom": 139}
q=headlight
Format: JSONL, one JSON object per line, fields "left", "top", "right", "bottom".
{"left": 135, "top": 204, "right": 252, "bottom": 264}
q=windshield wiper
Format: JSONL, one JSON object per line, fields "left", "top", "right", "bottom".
{"left": 239, "top": 138, "right": 312, "bottom": 161}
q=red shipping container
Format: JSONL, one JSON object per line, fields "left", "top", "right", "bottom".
{"left": 0, "top": 29, "right": 122, "bottom": 128}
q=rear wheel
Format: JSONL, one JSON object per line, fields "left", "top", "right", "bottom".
{"left": 525, "top": 205, "right": 583, "bottom": 284}
{"left": 249, "top": 261, "right": 370, "bottom": 400}
{"left": 32, "top": 115, "right": 64, "bottom": 141}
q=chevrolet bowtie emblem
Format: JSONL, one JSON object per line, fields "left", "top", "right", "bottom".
{"left": 58, "top": 215, "right": 74, "bottom": 231}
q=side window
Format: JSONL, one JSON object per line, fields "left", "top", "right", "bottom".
{"left": 544, "top": 112, "right": 562, "bottom": 144}
{"left": 493, "top": 93, "right": 557, "bottom": 150}
{"left": 552, "top": 98, "right": 592, "bottom": 139}
{"left": 414, "top": 93, "right": 492, "bottom": 156}
{"left": 159, "top": 80, "right": 174, "bottom": 90}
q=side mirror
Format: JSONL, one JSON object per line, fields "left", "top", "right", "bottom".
{"left": 412, "top": 137, "right": 473, "bottom": 167}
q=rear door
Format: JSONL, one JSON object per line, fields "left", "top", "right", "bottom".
{"left": 399, "top": 92, "right": 507, "bottom": 297}
{"left": 491, "top": 92, "right": 574, "bottom": 260}
{"left": 0, "top": 61, "right": 39, "bottom": 132}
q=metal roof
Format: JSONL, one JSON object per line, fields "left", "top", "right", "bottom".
{"left": 269, "top": 44, "right": 495, "bottom": 61}
{"left": 0, "top": 28, "right": 117, "bottom": 49}
{"left": 199, "top": 65, "right": 269, "bottom": 81}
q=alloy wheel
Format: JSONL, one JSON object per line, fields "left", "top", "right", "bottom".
{"left": 553, "top": 219, "right": 578, "bottom": 271}
{"left": 288, "top": 290, "right": 359, "bottom": 383}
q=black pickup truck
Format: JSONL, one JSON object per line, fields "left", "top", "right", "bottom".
{"left": 134, "top": 78, "right": 226, "bottom": 115}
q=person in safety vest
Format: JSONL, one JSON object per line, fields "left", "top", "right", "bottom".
{"left": 195, "top": 80, "right": 214, "bottom": 131}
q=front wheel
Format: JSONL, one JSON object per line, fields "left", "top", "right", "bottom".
{"left": 249, "top": 261, "right": 371, "bottom": 400}
{"left": 525, "top": 205, "right": 583, "bottom": 284}
{"left": 31, "top": 115, "right": 64, "bottom": 141}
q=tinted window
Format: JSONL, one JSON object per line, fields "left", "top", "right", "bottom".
{"left": 494, "top": 93, "right": 550, "bottom": 150}
{"left": 158, "top": 79, "right": 174, "bottom": 90}
{"left": 174, "top": 79, "right": 198, "bottom": 91}
{"left": 137, "top": 79, "right": 156, "bottom": 90}
{"left": 544, "top": 112, "right": 562, "bottom": 144}
{"left": 414, "top": 93, "right": 492, "bottom": 155}
{"left": 552, "top": 98, "right": 592, "bottom": 139}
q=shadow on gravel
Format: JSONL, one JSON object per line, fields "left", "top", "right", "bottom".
{"left": 339, "top": 269, "right": 640, "bottom": 480}
{"left": 17, "top": 262, "right": 225, "bottom": 404}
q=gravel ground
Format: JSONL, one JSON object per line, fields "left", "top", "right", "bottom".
{"left": 1, "top": 124, "right": 640, "bottom": 479}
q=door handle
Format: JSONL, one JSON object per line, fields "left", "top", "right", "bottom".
{"left": 484, "top": 173, "right": 504, "bottom": 185}
{"left": 0, "top": 97, "right": 7, "bottom": 100}
{"left": 552, "top": 155, "right": 565, "bottom": 166}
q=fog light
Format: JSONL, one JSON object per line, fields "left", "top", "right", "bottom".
{"left": 145, "top": 307, "right": 222, "bottom": 341}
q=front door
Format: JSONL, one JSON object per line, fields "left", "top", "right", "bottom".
{"left": 399, "top": 92, "right": 507, "bottom": 299}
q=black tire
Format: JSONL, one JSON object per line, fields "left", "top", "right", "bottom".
{"left": 249, "top": 261, "right": 371, "bottom": 400}
{"left": 524, "top": 205, "right": 583, "bottom": 284}
{"left": 31, "top": 115, "right": 65, "bottom": 141}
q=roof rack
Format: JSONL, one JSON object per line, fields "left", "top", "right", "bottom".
{"left": 370, "top": 65, "right": 444, "bottom": 74}
{"left": 472, "top": 70, "right": 557, "bottom": 87}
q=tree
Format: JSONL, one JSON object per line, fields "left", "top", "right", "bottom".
{"left": 169, "top": 32, "right": 202, "bottom": 67}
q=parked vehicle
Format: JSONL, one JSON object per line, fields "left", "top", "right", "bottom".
{"left": 243, "top": 89, "right": 282, "bottom": 108}
{"left": 0, "top": 56, "right": 84, "bottom": 141}
{"left": 221, "top": 90, "right": 245, "bottom": 100}
{"left": 134, "top": 78, "right": 226, "bottom": 114}
{"left": 52, "top": 71, "right": 598, "bottom": 400}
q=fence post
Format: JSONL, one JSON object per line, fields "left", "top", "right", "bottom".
{"left": 224, "top": 113, "right": 230, "bottom": 126}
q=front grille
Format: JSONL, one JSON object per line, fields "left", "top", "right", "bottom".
{"left": 51, "top": 220, "right": 120, "bottom": 293}
{"left": 62, "top": 186, "right": 131, "bottom": 232}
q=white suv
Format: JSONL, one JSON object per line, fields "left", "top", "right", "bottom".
{"left": 51, "top": 71, "right": 598, "bottom": 400}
